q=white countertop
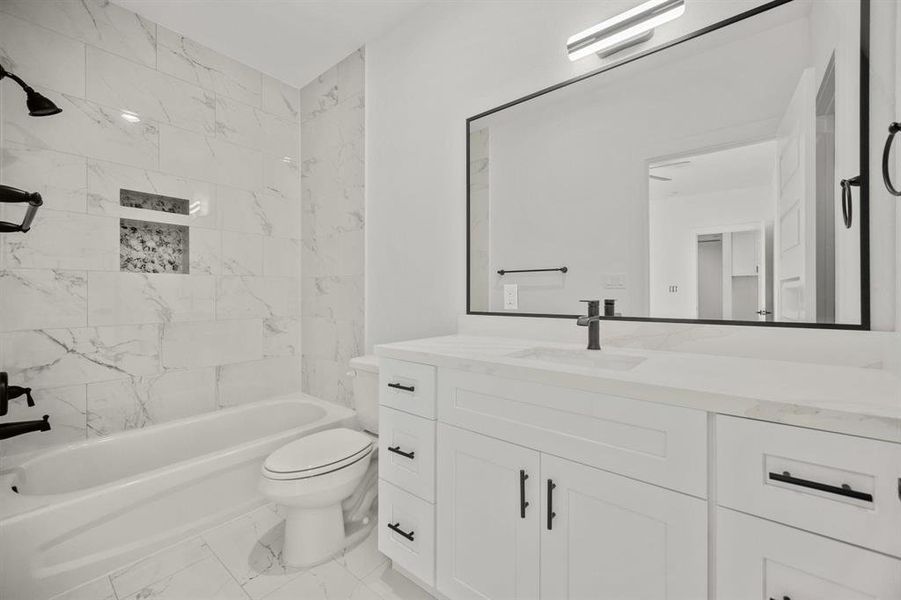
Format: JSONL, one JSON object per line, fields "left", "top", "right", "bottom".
{"left": 375, "top": 335, "right": 901, "bottom": 444}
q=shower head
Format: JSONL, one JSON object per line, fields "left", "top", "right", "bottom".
{"left": 0, "top": 64, "right": 62, "bottom": 117}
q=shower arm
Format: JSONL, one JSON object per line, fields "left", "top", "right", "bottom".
{"left": 0, "top": 185, "right": 43, "bottom": 233}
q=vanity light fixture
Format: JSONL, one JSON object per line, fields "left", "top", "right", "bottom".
{"left": 567, "top": 0, "right": 686, "bottom": 61}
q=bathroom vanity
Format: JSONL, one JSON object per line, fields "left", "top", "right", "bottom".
{"left": 375, "top": 335, "right": 901, "bottom": 600}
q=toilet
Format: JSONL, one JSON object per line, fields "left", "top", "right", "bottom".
{"left": 259, "top": 355, "right": 380, "bottom": 568}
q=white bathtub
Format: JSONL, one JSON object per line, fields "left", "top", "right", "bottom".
{"left": 0, "top": 395, "right": 355, "bottom": 600}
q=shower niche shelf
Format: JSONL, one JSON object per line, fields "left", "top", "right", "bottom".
{"left": 120, "top": 219, "right": 189, "bottom": 274}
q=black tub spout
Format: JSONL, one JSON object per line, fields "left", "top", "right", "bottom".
{"left": 0, "top": 415, "right": 51, "bottom": 441}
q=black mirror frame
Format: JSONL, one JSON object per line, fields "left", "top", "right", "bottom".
{"left": 465, "top": 0, "right": 870, "bottom": 331}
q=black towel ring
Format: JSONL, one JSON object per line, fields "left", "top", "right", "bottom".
{"left": 840, "top": 176, "right": 859, "bottom": 229}
{"left": 883, "top": 122, "right": 901, "bottom": 196}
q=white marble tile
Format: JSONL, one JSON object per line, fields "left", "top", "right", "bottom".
{"left": 216, "top": 356, "right": 301, "bottom": 407}
{"left": 302, "top": 318, "right": 338, "bottom": 360}
{"left": 337, "top": 49, "right": 365, "bottom": 104}
{"left": 86, "top": 368, "right": 216, "bottom": 436}
{"left": 221, "top": 231, "right": 263, "bottom": 276}
{"left": 110, "top": 537, "right": 213, "bottom": 600}
{"left": 304, "top": 231, "right": 363, "bottom": 278}
{"left": 301, "top": 356, "right": 342, "bottom": 406}
{"left": 0, "top": 269, "right": 87, "bottom": 331}
{"left": 262, "top": 561, "right": 380, "bottom": 600}
{"left": 157, "top": 26, "right": 261, "bottom": 106}
{"left": 161, "top": 319, "right": 261, "bottom": 369}
{"left": 203, "top": 504, "right": 300, "bottom": 598}
{"left": 49, "top": 575, "right": 116, "bottom": 600}
{"left": 1, "top": 0, "right": 157, "bottom": 67}
{"left": 1, "top": 144, "right": 87, "bottom": 213}
{"left": 1, "top": 324, "right": 161, "bottom": 387}
{"left": 0, "top": 13, "right": 85, "bottom": 98}
{"left": 3, "top": 87, "right": 159, "bottom": 170}
{"left": 300, "top": 67, "right": 338, "bottom": 124}
{"left": 86, "top": 46, "right": 216, "bottom": 135}
{"left": 262, "top": 75, "right": 299, "bottom": 122}
{"left": 262, "top": 155, "right": 301, "bottom": 201}
{"left": 220, "top": 187, "right": 298, "bottom": 238}
{"left": 262, "top": 317, "right": 300, "bottom": 358}
{"left": 0, "top": 209, "right": 118, "bottom": 271}
{"left": 262, "top": 237, "right": 300, "bottom": 278}
{"left": 159, "top": 125, "right": 262, "bottom": 191}
{"left": 363, "top": 562, "right": 435, "bottom": 600}
{"left": 0, "top": 384, "right": 87, "bottom": 458}
{"left": 260, "top": 112, "right": 300, "bottom": 163}
{"left": 216, "top": 276, "right": 299, "bottom": 320}
{"left": 190, "top": 227, "right": 222, "bottom": 275}
{"left": 88, "top": 272, "right": 215, "bottom": 326}
{"left": 215, "top": 95, "right": 264, "bottom": 150}
{"left": 87, "top": 159, "right": 218, "bottom": 229}
{"left": 334, "top": 528, "right": 388, "bottom": 581}
{"left": 120, "top": 556, "right": 248, "bottom": 600}
{"left": 302, "top": 276, "right": 364, "bottom": 322}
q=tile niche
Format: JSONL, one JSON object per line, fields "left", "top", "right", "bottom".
{"left": 119, "top": 189, "right": 190, "bottom": 274}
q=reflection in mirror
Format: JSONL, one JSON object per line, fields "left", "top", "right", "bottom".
{"left": 467, "top": 0, "right": 866, "bottom": 327}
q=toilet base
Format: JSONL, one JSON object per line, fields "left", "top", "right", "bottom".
{"left": 283, "top": 503, "right": 345, "bottom": 568}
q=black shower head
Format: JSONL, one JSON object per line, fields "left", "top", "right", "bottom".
{"left": 0, "top": 64, "right": 62, "bottom": 117}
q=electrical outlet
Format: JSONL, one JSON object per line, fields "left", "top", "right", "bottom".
{"left": 503, "top": 284, "right": 518, "bottom": 310}
{"left": 604, "top": 274, "right": 626, "bottom": 289}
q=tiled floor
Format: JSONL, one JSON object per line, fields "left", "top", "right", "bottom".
{"left": 52, "top": 505, "right": 434, "bottom": 600}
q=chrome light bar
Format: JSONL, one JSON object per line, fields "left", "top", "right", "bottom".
{"left": 567, "top": 0, "right": 686, "bottom": 61}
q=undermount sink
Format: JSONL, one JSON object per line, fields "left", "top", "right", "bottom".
{"left": 507, "top": 347, "right": 646, "bottom": 371}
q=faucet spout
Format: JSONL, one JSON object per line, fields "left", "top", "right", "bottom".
{"left": 578, "top": 300, "right": 602, "bottom": 350}
{"left": 0, "top": 415, "right": 51, "bottom": 441}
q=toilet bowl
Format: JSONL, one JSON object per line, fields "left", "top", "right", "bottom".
{"left": 258, "top": 427, "right": 373, "bottom": 568}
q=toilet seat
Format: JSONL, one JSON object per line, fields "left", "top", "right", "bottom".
{"left": 263, "top": 428, "right": 373, "bottom": 481}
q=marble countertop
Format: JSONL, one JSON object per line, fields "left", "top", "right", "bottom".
{"left": 375, "top": 335, "right": 901, "bottom": 443}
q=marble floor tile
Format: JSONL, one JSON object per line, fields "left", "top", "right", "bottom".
{"left": 120, "top": 556, "right": 249, "bottom": 600}
{"left": 261, "top": 561, "right": 380, "bottom": 600}
{"left": 110, "top": 536, "right": 215, "bottom": 599}
{"left": 334, "top": 527, "right": 389, "bottom": 580}
{"left": 202, "top": 505, "right": 302, "bottom": 599}
{"left": 363, "top": 562, "right": 436, "bottom": 600}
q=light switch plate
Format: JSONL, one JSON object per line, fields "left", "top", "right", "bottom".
{"left": 604, "top": 274, "right": 626, "bottom": 289}
{"left": 503, "top": 284, "right": 518, "bottom": 310}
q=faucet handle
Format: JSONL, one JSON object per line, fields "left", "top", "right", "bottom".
{"left": 579, "top": 299, "right": 600, "bottom": 315}
{"left": 7, "top": 386, "right": 34, "bottom": 407}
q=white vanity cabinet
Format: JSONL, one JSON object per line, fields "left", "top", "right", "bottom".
{"left": 435, "top": 424, "right": 707, "bottom": 600}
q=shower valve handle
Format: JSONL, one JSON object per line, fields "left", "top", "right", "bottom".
{"left": 7, "top": 386, "right": 34, "bottom": 407}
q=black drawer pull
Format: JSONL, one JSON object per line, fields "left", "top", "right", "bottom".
{"left": 769, "top": 596, "right": 791, "bottom": 600}
{"left": 547, "top": 479, "right": 557, "bottom": 530}
{"left": 768, "top": 471, "right": 873, "bottom": 502}
{"left": 387, "top": 522, "right": 415, "bottom": 541}
{"left": 519, "top": 470, "right": 529, "bottom": 518}
{"left": 387, "top": 382, "right": 415, "bottom": 393}
{"left": 387, "top": 446, "right": 415, "bottom": 460}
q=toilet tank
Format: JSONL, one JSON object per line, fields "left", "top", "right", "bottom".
{"left": 349, "top": 355, "right": 379, "bottom": 434}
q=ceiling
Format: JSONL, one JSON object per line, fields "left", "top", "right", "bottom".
{"left": 113, "top": 0, "right": 427, "bottom": 88}
{"left": 649, "top": 141, "right": 777, "bottom": 198}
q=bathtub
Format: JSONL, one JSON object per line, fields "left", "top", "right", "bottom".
{"left": 0, "top": 395, "right": 356, "bottom": 600}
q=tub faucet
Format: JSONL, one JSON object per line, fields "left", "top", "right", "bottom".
{"left": 0, "top": 415, "right": 51, "bottom": 441}
{"left": 577, "top": 300, "right": 602, "bottom": 350}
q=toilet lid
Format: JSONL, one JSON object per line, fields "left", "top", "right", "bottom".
{"left": 263, "top": 428, "right": 372, "bottom": 480}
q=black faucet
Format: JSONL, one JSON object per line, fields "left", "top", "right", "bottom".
{"left": 0, "top": 372, "right": 51, "bottom": 441}
{"left": 0, "top": 415, "right": 51, "bottom": 440}
{"left": 577, "top": 300, "right": 602, "bottom": 350}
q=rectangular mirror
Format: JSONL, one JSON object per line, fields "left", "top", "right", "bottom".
{"left": 467, "top": 0, "right": 869, "bottom": 329}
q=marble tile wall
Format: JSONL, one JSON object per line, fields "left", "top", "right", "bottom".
{"left": 0, "top": 0, "right": 302, "bottom": 458}
{"left": 469, "top": 127, "right": 489, "bottom": 312}
{"left": 300, "top": 50, "right": 365, "bottom": 407}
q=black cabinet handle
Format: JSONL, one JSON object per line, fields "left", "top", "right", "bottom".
{"left": 519, "top": 470, "right": 529, "bottom": 518}
{"left": 883, "top": 122, "right": 901, "bottom": 196}
{"left": 769, "top": 596, "right": 791, "bottom": 600}
{"left": 768, "top": 471, "right": 873, "bottom": 502}
{"left": 387, "top": 446, "right": 415, "bottom": 460}
{"left": 387, "top": 522, "right": 415, "bottom": 541}
{"left": 840, "top": 176, "right": 860, "bottom": 229}
{"left": 387, "top": 382, "right": 415, "bottom": 393}
{"left": 547, "top": 479, "right": 557, "bottom": 530}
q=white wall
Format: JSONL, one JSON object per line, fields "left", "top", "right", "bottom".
{"left": 366, "top": 0, "right": 899, "bottom": 347}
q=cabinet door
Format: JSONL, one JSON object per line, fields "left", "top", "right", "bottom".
{"left": 540, "top": 454, "right": 707, "bottom": 600}
{"left": 718, "top": 508, "right": 901, "bottom": 600}
{"left": 437, "top": 424, "right": 540, "bottom": 600}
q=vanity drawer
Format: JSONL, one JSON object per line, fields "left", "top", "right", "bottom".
{"left": 717, "top": 508, "right": 901, "bottom": 600}
{"left": 717, "top": 416, "right": 901, "bottom": 558}
{"left": 378, "top": 479, "right": 435, "bottom": 587}
{"left": 379, "top": 406, "right": 436, "bottom": 502}
{"left": 437, "top": 368, "right": 708, "bottom": 497}
{"left": 379, "top": 358, "right": 437, "bottom": 419}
